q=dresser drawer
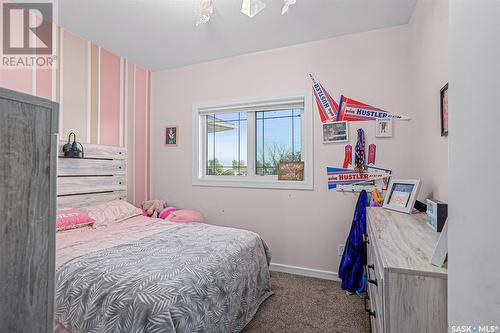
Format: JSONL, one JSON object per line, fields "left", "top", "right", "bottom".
{"left": 367, "top": 281, "right": 382, "bottom": 333}
{"left": 366, "top": 231, "right": 384, "bottom": 332}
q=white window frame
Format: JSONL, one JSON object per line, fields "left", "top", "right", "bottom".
{"left": 192, "top": 92, "right": 313, "bottom": 190}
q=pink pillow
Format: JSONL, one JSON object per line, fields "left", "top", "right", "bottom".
{"left": 82, "top": 200, "right": 142, "bottom": 226}
{"left": 56, "top": 208, "right": 94, "bottom": 231}
{"left": 167, "top": 210, "right": 204, "bottom": 223}
{"left": 159, "top": 207, "right": 177, "bottom": 219}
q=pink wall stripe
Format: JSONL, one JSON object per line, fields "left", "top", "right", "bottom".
{"left": 0, "top": 1, "right": 33, "bottom": 95}
{"left": 134, "top": 66, "right": 148, "bottom": 206}
{"left": 147, "top": 71, "right": 151, "bottom": 199}
{"left": 0, "top": 69, "right": 33, "bottom": 94}
{"left": 36, "top": 68, "right": 52, "bottom": 100}
{"left": 99, "top": 48, "right": 121, "bottom": 146}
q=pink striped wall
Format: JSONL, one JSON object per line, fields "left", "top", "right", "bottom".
{"left": 99, "top": 48, "right": 121, "bottom": 146}
{"left": 133, "top": 66, "right": 148, "bottom": 206}
{"left": 147, "top": 71, "right": 151, "bottom": 199}
{"left": 36, "top": 68, "right": 52, "bottom": 100}
{"left": 0, "top": 17, "right": 151, "bottom": 207}
{"left": 0, "top": 69, "right": 33, "bottom": 95}
{"left": 0, "top": 0, "right": 33, "bottom": 95}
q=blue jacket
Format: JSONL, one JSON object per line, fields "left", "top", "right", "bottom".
{"left": 338, "top": 190, "right": 369, "bottom": 293}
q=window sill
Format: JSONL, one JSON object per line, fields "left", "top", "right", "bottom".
{"left": 192, "top": 176, "right": 313, "bottom": 190}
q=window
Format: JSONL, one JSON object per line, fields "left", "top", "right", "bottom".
{"left": 256, "top": 109, "right": 301, "bottom": 176}
{"left": 193, "top": 93, "right": 313, "bottom": 189}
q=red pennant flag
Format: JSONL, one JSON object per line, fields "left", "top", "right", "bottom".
{"left": 337, "top": 96, "right": 409, "bottom": 122}
{"left": 309, "top": 73, "right": 338, "bottom": 122}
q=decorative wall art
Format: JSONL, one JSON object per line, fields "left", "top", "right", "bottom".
{"left": 326, "top": 167, "right": 391, "bottom": 190}
{"left": 366, "top": 166, "right": 391, "bottom": 190}
{"left": 278, "top": 162, "right": 304, "bottom": 181}
{"left": 440, "top": 83, "right": 448, "bottom": 136}
{"left": 165, "top": 126, "right": 178, "bottom": 146}
{"left": 368, "top": 144, "right": 376, "bottom": 165}
{"left": 309, "top": 73, "right": 339, "bottom": 123}
{"left": 308, "top": 74, "right": 410, "bottom": 123}
{"left": 337, "top": 96, "right": 410, "bottom": 121}
{"left": 375, "top": 118, "right": 393, "bottom": 137}
{"left": 354, "top": 128, "right": 367, "bottom": 172}
{"left": 323, "top": 121, "right": 349, "bottom": 143}
{"left": 342, "top": 144, "right": 352, "bottom": 168}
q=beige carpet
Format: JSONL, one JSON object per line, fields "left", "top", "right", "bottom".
{"left": 242, "top": 272, "right": 370, "bottom": 333}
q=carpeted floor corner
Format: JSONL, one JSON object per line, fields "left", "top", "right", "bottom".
{"left": 242, "top": 271, "right": 370, "bottom": 333}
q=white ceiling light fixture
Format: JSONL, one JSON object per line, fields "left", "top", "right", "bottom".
{"left": 241, "top": 0, "right": 266, "bottom": 18}
{"left": 281, "top": 0, "right": 296, "bottom": 15}
{"left": 196, "top": 0, "right": 214, "bottom": 26}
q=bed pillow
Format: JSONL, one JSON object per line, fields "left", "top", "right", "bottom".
{"left": 82, "top": 200, "right": 142, "bottom": 226}
{"left": 56, "top": 207, "right": 94, "bottom": 231}
{"left": 159, "top": 207, "right": 177, "bottom": 219}
{"left": 167, "top": 210, "right": 204, "bottom": 223}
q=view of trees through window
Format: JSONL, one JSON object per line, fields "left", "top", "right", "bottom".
{"left": 205, "top": 109, "right": 301, "bottom": 176}
{"left": 256, "top": 109, "right": 301, "bottom": 175}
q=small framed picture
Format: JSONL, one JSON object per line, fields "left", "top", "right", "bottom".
{"left": 440, "top": 83, "right": 448, "bottom": 136}
{"left": 383, "top": 178, "right": 421, "bottom": 214}
{"left": 431, "top": 219, "right": 448, "bottom": 267}
{"left": 323, "top": 121, "right": 348, "bottom": 143}
{"left": 165, "top": 126, "right": 178, "bottom": 146}
{"left": 278, "top": 162, "right": 304, "bottom": 181}
{"left": 375, "top": 118, "right": 393, "bottom": 138}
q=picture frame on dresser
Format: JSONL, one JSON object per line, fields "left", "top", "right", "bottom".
{"left": 431, "top": 219, "right": 448, "bottom": 267}
{"left": 382, "top": 178, "right": 421, "bottom": 214}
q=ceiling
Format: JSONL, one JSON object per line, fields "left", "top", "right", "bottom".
{"left": 58, "top": 0, "right": 416, "bottom": 71}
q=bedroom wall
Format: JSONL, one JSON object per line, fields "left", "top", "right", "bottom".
{"left": 151, "top": 26, "right": 413, "bottom": 274}
{"left": 449, "top": 1, "right": 500, "bottom": 327}
{"left": 0, "top": 6, "right": 151, "bottom": 206}
{"left": 408, "top": 0, "right": 448, "bottom": 202}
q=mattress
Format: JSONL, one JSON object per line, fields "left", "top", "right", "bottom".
{"left": 55, "top": 216, "right": 272, "bottom": 333}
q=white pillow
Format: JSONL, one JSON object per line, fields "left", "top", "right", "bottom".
{"left": 82, "top": 200, "right": 142, "bottom": 226}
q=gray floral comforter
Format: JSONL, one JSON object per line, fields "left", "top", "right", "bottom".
{"left": 55, "top": 223, "right": 273, "bottom": 333}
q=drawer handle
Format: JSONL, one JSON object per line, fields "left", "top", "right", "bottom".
{"left": 364, "top": 295, "right": 370, "bottom": 312}
{"left": 364, "top": 297, "right": 377, "bottom": 318}
{"left": 368, "top": 278, "right": 378, "bottom": 286}
{"left": 362, "top": 233, "right": 369, "bottom": 244}
{"left": 367, "top": 264, "right": 375, "bottom": 271}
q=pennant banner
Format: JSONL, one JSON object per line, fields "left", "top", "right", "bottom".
{"left": 309, "top": 73, "right": 338, "bottom": 122}
{"left": 337, "top": 96, "right": 410, "bottom": 122}
{"left": 327, "top": 167, "right": 390, "bottom": 190}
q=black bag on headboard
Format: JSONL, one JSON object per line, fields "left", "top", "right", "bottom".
{"left": 62, "top": 132, "right": 84, "bottom": 158}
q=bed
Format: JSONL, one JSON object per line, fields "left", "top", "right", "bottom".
{"left": 54, "top": 143, "right": 272, "bottom": 333}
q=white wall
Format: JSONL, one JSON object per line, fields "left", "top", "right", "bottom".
{"left": 448, "top": 0, "right": 500, "bottom": 327}
{"left": 151, "top": 26, "right": 412, "bottom": 274}
{"left": 408, "top": 0, "right": 449, "bottom": 202}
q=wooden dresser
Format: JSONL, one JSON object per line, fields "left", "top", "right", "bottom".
{"left": 365, "top": 208, "right": 448, "bottom": 333}
{"left": 0, "top": 88, "right": 58, "bottom": 333}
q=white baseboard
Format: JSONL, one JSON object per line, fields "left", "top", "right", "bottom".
{"left": 269, "top": 262, "right": 340, "bottom": 281}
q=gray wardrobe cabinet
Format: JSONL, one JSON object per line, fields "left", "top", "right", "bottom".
{"left": 0, "top": 87, "right": 58, "bottom": 333}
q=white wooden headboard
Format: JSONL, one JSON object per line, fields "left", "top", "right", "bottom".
{"left": 57, "top": 141, "right": 126, "bottom": 208}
